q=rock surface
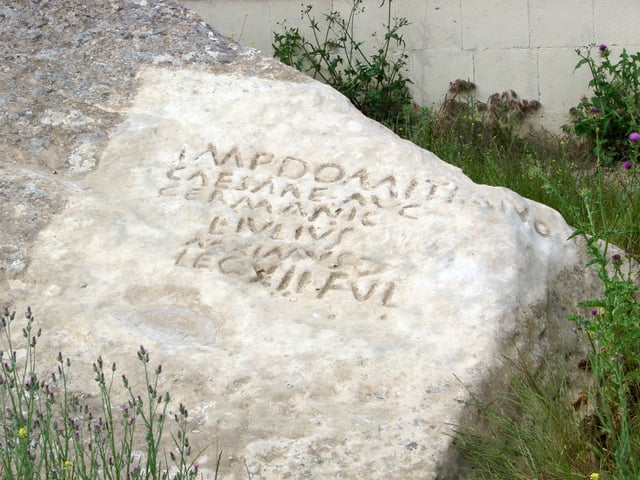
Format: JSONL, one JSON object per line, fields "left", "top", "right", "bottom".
{"left": 1, "top": 1, "right": 598, "bottom": 479}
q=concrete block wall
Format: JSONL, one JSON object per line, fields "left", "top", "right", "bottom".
{"left": 180, "top": 0, "right": 640, "bottom": 131}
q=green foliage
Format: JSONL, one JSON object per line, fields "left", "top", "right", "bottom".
{"left": 568, "top": 156, "right": 640, "bottom": 478}
{"left": 0, "top": 306, "right": 213, "bottom": 480}
{"left": 567, "top": 44, "right": 640, "bottom": 165}
{"left": 272, "top": 0, "right": 412, "bottom": 126}
{"left": 570, "top": 245, "right": 640, "bottom": 478}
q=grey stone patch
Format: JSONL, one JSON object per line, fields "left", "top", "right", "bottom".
{"left": 0, "top": 0, "right": 246, "bottom": 177}
{"left": 0, "top": 245, "right": 27, "bottom": 276}
{"left": 0, "top": 166, "right": 68, "bottom": 275}
{"left": 0, "top": 0, "right": 285, "bottom": 295}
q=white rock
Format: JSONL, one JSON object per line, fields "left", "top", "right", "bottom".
{"left": 20, "top": 65, "right": 594, "bottom": 479}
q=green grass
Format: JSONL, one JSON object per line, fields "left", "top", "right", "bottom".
{"left": 454, "top": 356, "right": 596, "bottom": 480}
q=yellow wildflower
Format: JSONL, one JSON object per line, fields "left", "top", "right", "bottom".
{"left": 590, "top": 473, "right": 600, "bottom": 480}
{"left": 18, "top": 427, "right": 27, "bottom": 438}
{"left": 64, "top": 460, "right": 73, "bottom": 471}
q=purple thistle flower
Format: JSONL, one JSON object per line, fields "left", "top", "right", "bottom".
{"left": 628, "top": 131, "right": 640, "bottom": 142}
{"left": 623, "top": 160, "right": 633, "bottom": 170}
{"left": 598, "top": 44, "right": 609, "bottom": 57}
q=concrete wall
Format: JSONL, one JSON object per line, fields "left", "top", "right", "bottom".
{"left": 180, "top": 0, "right": 640, "bottom": 131}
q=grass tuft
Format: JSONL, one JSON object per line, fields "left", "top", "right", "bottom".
{"left": 0, "top": 306, "right": 213, "bottom": 480}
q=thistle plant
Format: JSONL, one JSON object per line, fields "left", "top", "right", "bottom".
{"left": 0, "top": 306, "right": 213, "bottom": 480}
{"left": 567, "top": 132, "right": 640, "bottom": 478}
{"left": 436, "top": 79, "right": 541, "bottom": 148}
{"left": 568, "top": 44, "right": 640, "bottom": 165}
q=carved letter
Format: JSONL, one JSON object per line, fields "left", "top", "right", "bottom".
{"left": 216, "top": 147, "right": 244, "bottom": 167}
{"left": 248, "top": 217, "right": 274, "bottom": 233}
{"left": 308, "top": 187, "right": 329, "bottom": 202}
{"left": 307, "top": 225, "right": 335, "bottom": 240}
{"left": 315, "top": 163, "right": 345, "bottom": 183}
{"left": 278, "top": 156, "right": 308, "bottom": 179}
{"left": 382, "top": 282, "right": 397, "bottom": 307}
{"left": 281, "top": 183, "right": 301, "bottom": 199}
{"left": 250, "top": 152, "right": 274, "bottom": 170}
{"left": 251, "top": 179, "right": 274, "bottom": 194}
{"left": 296, "top": 271, "right": 312, "bottom": 293}
{"left": 215, "top": 172, "right": 233, "bottom": 189}
{"left": 351, "top": 280, "right": 379, "bottom": 302}
{"left": 404, "top": 178, "right": 418, "bottom": 199}
{"left": 283, "top": 202, "right": 306, "bottom": 216}
{"left": 399, "top": 204, "right": 420, "bottom": 220}
{"left": 317, "top": 272, "right": 348, "bottom": 298}
{"left": 277, "top": 267, "right": 295, "bottom": 291}
{"left": 209, "top": 216, "right": 227, "bottom": 234}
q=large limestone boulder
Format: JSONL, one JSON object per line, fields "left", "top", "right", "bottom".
{"left": 1, "top": 1, "right": 597, "bottom": 478}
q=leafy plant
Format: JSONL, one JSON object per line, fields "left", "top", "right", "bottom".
{"left": 567, "top": 44, "right": 640, "bottom": 165}
{"left": 0, "top": 306, "right": 215, "bottom": 479}
{"left": 272, "top": 0, "right": 413, "bottom": 126}
{"left": 567, "top": 146, "right": 640, "bottom": 478}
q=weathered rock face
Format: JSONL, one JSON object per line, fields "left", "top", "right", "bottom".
{"left": 1, "top": 1, "right": 598, "bottom": 479}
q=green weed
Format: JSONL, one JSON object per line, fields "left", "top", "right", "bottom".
{"left": 272, "top": 0, "right": 413, "bottom": 126}
{"left": 0, "top": 306, "right": 215, "bottom": 479}
{"left": 567, "top": 44, "right": 640, "bottom": 165}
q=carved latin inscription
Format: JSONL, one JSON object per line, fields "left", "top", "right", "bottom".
{"left": 159, "top": 143, "right": 548, "bottom": 306}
